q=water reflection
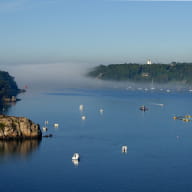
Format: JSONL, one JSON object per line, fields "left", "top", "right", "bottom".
{"left": 0, "top": 139, "right": 41, "bottom": 162}
{"left": 72, "top": 159, "right": 79, "bottom": 166}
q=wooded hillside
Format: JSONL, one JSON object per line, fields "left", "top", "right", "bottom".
{"left": 87, "top": 63, "right": 192, "bottom": 84}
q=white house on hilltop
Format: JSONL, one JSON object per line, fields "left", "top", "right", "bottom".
{"left": 147, "top": 59, "right": 152, "bottom": 65}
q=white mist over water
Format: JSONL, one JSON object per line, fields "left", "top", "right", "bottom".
{"left": 1, "top": 63, "right": 93, "bottom": 91}
{"left": 1, "top": 63, "right": 118, "bottom": 91}
{"left": 1, "top": 63, "right": 190, "bottom": 92}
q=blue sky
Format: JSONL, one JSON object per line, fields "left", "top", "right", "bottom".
{"left": 0, "top": 0, "right": 192, "bottom": 65}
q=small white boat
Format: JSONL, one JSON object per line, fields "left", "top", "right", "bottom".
{"left": 152, "top": 103, "right": 164, "bottom": 107}
{"left": 72, "top": 153, "right": 80, "bottom": 160}
{"left": 139, "top": 105, "right": 148, "bottom": 111}
{"left": 53, "top": 123, "right": 59, "bottom": 128}
{"left": 122, "top": 145, "right": 128, "bottom": 153}
{"left": 81, "top": 115, "right": 86, "bottom": 120}
{"left": 42, "top": 126, "right": 48, "bottom": 132}
{"left": 79, "top": 104, "right": 84, "bottom": 111}
{"left": 99, "top": 108, "right": 104, "bottom": 114}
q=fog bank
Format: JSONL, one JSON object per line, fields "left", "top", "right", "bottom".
{"left": 2, "top": 63, "right": 124, "bottom": 91}
{"left": 1, "top": 63, "right": 93, "bottom": 91}
{"left": 1, "top": 63, "right": 190, "bottom": 92}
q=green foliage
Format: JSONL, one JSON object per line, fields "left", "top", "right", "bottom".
{"left": 0, "top": 70, "right": 19, "bottom": 99}
{"left": 87, "top": 63, "right": 192, "bottom": 84}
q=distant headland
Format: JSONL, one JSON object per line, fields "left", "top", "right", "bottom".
{"left": 0, "top": 70, "right": 25, "bottom": 102}
{"left": 87, "top": 62, "right": 192, "bottom": 84}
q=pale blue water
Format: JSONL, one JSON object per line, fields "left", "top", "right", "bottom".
{"left": 1, "top": 88, "right": 192, "bottom": 192}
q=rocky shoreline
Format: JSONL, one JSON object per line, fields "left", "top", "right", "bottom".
{"left": 0, "top": 115, "right": 42, "bottom": 140}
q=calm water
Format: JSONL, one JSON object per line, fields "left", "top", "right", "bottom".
{"left": 1, "top": 88, "right": 192, "bottom": 192}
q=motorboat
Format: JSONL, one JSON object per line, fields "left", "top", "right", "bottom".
{"left": 81, "top": 115, "right": 86, "bottom": 120}
{"left": 72, "top": 153, "right": 80, "bottom": 160}
{"left": 54, "top": 123, "right": 59, "bottom": 128}
{"left": 122, "top": 145, "right": 128, "bottom": 153}
{"left": 99, "top": 108, "right": 104, "bottom": 114}
{"left": 42, "top": 126, "right": 48, "bottom": 132}
{"left": 79, "top": 104, "right": 84, "bottom": 111}
{"left": 139, "top": 105, "right": 148, "bottom": 111}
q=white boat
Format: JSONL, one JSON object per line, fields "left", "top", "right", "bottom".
{"left": 42, "top": 126, "right": 48, "bottom": 132}
{"left": 72, "top": 153, "right": 80, "bottom": 160}
{"left": 54, "top": 123, "right": 59, "bottom": 128}
{"left": 99, "top": 108, "right": 104, "bottom": 114}
{"left": 122, "top": 145, "right": 128, "bottom": 153}
{"left": 81, "top": 115, "right": 86, "bottom": 120}
{"left": 139, "top": 105, "right": 148, "bottom": 111}
{"left": 152, "top": 103, "right": 164, "bottom": 107}
{"left": 79, "top": 104, "right": 84, "bottom": 111}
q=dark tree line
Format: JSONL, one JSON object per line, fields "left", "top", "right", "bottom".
{"left": 0, "top": 71, "right": 19, "bottom": 99}
{"left": 87, "top": 63, "right": 192, "bottom": 84}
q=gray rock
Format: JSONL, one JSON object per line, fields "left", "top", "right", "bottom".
{"left": 0, "top": 115, "right": 42, "bottom": 139}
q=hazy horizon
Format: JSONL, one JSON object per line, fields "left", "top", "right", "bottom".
{"left": 1, "top": 1, "right": 192, "bottom": 65}
{"left": 1, "top": 1, "right": 192, "bottom": 91}
{"left": 1, "top": 62, "right": 190, "bottom": 92}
